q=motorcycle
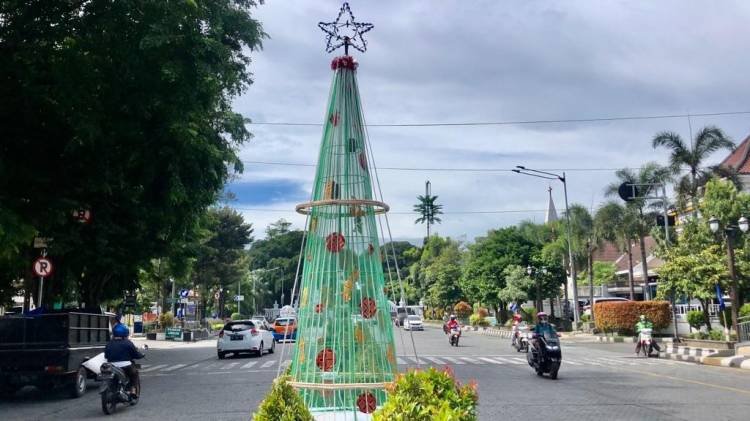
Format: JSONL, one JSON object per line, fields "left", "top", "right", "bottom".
{"left": 512, "top": 324, "right": 530, "bottom": 353}
{"left": 98, "top": 361, "right": 140, "bottom": 415}
{"left": 449, "top": 327, "right": 461, "bottom": 347}
{"left": 527, "top": 331, "right": 562, "bottom": 379}
{"left": 637, "top": 328, "right": 654, "bottom": 357}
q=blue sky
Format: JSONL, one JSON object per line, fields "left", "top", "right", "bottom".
{"left": 228, "top": 0, "right": 750, "bottom": 243}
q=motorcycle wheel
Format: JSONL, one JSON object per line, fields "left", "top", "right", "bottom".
{"left": 549, "top": 361, "right": 560, "bottom": 380}
{"left": 641, "top": 344, "right": 649, "bottom": 358}
{"left": 536, "top": 369, "right": 544, "bottom": 377}
{"left": 101, "top": 391, "right": 117, "bottom": 415}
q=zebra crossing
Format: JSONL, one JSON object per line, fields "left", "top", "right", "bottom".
{"left": 139, "top": 354, "right": 679, "bottom": 375}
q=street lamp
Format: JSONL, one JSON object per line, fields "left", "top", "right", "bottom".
{"left": 708, "top": 216, "right": 748, "bottom": 339}
{"left": 526, "top": 265, "right": 547, "bottom": 313}
{"left": 514, "top": 166, "right": 579, "bottom": 325}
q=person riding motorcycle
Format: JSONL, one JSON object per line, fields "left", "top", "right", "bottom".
{"left": 530, "top": 312, "right": 557, "bottom": 357}
{"left": 446, "top": 314, "right": 460, "bottom": 331}
{"left": 511, "top": 311, "right": 524, "bottom": 346}
{"left": 634, "top": 314, "right": 661, "bottom": 354}
{"left": 105, "top": 324, "right": 144, "bottom": 397}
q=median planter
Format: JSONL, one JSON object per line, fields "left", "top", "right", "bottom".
{"left": 683, "top": 339, "right": 735, "bottom": 350}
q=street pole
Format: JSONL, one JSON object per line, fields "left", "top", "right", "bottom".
{"left": 562, "top": 172, "right": 580, "bottom": 325}
{"left": 170, "top": 278, "right": 176, "bottom": 315}
{"left": 726, "top": 230, "right": 739, "bottom": 338}
{"left": 662, "top": 184, "right": 670, "bottom": 245}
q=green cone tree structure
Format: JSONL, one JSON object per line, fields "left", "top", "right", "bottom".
{"left": 288, "top": 55, "right": 398, "bottom": 416}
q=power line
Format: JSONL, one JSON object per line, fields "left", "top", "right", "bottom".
{"left": 232, "top": 206, "right": 547, "bottom": 215}
{"left": 247, "top": 110, "right": 750, "bottom": 128}
{"left": 240, "top": 160, "right": 689, "bottom": 173}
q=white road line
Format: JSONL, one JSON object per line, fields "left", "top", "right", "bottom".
{"left": 442, "top": 357, "right": 465, "bottom": 365}
{"left": 140, "top": 364, "right": 151, "bottom": 369}
{"left": 478, "top": 357, "right": 504, "bottom": 364}
{"left": 140, "top": 364, "right": 168, "bottom": 373}
{"left": 460, "top": 357, "right": 479, "bottom": 364}
{"left": 241, "top": 361, "right": 258, "bottom": 369}
{"left": 493, "top": 357, "right": 521, "bottom": 365}
{"left": 406, "top": 356, "right": 422, "bottom": 364}
{"left": 598, "top": 358, "right": 636, "bottom": 366}
{"left": 162, "top": 364, "right": 186, "bottom": 372}
{"left": 201, "top": 363, "right": 221, "bottom": 370}
{"left": 261, "top": 360, "right": 276, "bottom": 368}
{"left": 424, "top": 356, "right": 447, "bottom": 365}
{"left": 511, "top": 358, "right": 528, "bottom": 364}
{"left": 222, "top": 362, "right": 239, "bottom": 370}
{"left": 562, "top": 359, "right": 582, "bottom": 366}
{"left": 396, "top": 357, "right": 407, "bottom": 365}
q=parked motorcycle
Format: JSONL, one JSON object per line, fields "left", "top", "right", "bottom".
{"left": 637, "top": 328, "right": 654, "bottom": 357}
{"left": 512, "top": 324, "right": 530, "bottom": 353}
{"left": 527, "top": 332, "right": 562, "bottom": 379}
{"left": 98, "top": 362, "right": 140, "bottom": 415}
{"left": 449, "top": 327, "right": 461, "bottom": 347}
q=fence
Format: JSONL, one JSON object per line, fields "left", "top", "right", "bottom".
{"left": 673, "top": 303, "right": 724, "bottom": 317}
{"left": 739, "top": 316, "right": 750, "bottom": 343}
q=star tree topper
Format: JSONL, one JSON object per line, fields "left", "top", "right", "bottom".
{"left": 318, "top": 2, "right": 374, "bottom": 55}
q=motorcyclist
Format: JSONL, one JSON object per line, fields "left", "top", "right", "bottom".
{"left": 105, "top": 324, "right": 144, "bottom": 397}
{"left": 634, "top": 314, "right": 661, "bottom": 354}
{"left": 511, "top": 311, "right": 523, "bottom": 346}
{"left": 446, "top": 314, "right": 460, "bottom": 334}
{"left": 531, "top": 312, "right": 557, "bottom": 358}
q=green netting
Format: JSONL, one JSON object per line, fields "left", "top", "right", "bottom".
{"left": 289, "top": 58, "right": 397, "bottom": 416}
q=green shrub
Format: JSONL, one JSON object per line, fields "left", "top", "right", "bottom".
{"left": 253, "top": 375, "right": 313, "bottom": 421}
{"left": 686, "top": 310, "right": 705, "bottom": 330}
{"left": 716, "top": 308, "right": 733, "bottom": 328}
{"left": 158, "top": 312, "right": 174, "bottom": 328}
{"left": 231, "top": 312, "right": 242, "bottom": 320}
{"left": 476, "top": 307, "right": 489, "bottom": 318}
{"left": 373, "top": 367, "right": 478, "bottom": 421}
{"left": 739, "top": 303, "right": 750, "bottom": 318}
{"left": 709, "top": 329, "right": 726, "bottom": 341}
{"left": 593, "top": 301, "right": 671, "bottom": 334}
{"left": 580, "top": 314, "right": 591, "bottom": 323}
{"left": 211, "top": 322, "right": 225, "bottom": 331}
{"left": 521, "top": 307, "right": 537, "bottom": 324}
{"left": 469, "top": 314, "right": 490, "bottom": 327}
{"left": 453, "top": 301, "right": 472, "bottom": 319}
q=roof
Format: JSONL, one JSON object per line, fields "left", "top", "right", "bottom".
{"left": 720, "top": 134, "right": 750, "bottom": 174}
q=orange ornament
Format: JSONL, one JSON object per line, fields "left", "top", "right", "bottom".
{"left": 316, "top": 348, "right": 335, "bottom": 371}
{"left": 356, "top": 392, "right": 377, "bottom": 413}
{"left": 361, "top": 297, "right": 377, "bottom": 319}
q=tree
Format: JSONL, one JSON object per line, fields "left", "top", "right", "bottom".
{"left": 652, "top": 126, "right": 735, "bottom": 208}
{"left": 594, "top": 201, "right": 638, "bottom": 299}
{"left": 564, "top": 204, "right": 595, "bottom": 310}
{"left": 460, "top": 227, "right": 534, "bottom": 324}
{"left": 497, "top": 265, "right": 533, "bottom": 307}
{"left": 423, "top": 242, "right": 464, "bottom": 310}
{"left": 0, "top": 1, "right": 266, "bottom": 306}
{"left": 605, "top": 163, "right": 671, "bottom": 300}
{"left": 381, "top": 241, "right": 420, "bottom": 304}
{"left": 414, "top": 181, "right": 443, "bottom": 239}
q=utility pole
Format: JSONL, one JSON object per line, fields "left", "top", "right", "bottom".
{"left": 170, "top": 278, "right": 176, "bottom": 315}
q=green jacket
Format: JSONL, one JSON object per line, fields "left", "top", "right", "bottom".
{"left": 533, "top": 323, "right": 557, "bottom": 336}
{"left": 635, "top": 320, "right": 653, "bottom": 333}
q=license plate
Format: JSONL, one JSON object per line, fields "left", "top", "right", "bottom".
{"left": 230, "top": 335, "right": 243, "bottom": 341}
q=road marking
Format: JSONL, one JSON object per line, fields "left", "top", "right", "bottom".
{"left": 405, "top": 356, "right": 422, "bottom": 364}
{"left": 562, "top": 359, "right": 582, "bottom": 366}
{"left": 162, "top": 364, "right": 186, "bottom": 372}
{"left": 241, "top": 361, "right": 258, "bottom": 369}
{"left": 261, "top": 360, "right": 276, "bottom": 368}
{"left": 616, "top": 365, "right": 750, "bottom": 397}
{"left": 202, "top": 363, "right": 221, "bottom": 370}
{"left": 442, "top": 357, "right": 465, "bottom": 364}
{"left": 396, "top": 357, "right": 407, "bottom": 365}
{"left": 510, "top": 357, "right": 528, "bottom": 364}
{"left": 460, "top": 357, "right": 479, "bottom": 364}
{"left": 222, "top": 362, "right": 240, "bottom": 369}
{"left": 478, "top": 357, "right": 504, "bottom": 364}
{"left": 140, "top": 364, "right": 168, "bottom": 373}
{"left": 598, "top": 357, "right": 636, "bottom": 366}
{"left": 423, "top": 356, "right": 447, "bottom": 365}
{"left": 493, "top": 357, "right": 522, "bottom": 365}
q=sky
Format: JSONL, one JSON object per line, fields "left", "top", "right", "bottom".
{"left": 228, "top": 0, "right": 750, "bottom": 244}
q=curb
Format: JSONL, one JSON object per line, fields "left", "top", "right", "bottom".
{"left": 597, "top": 336, "right": 674, "bottom": 344}
{"left": 661, "top": 353, "right": 702, "bottom": 363}
{"left": 665, "top": 345, "right": 718, "bottom": 357}
{"left": 702, "top": 354, "right": 750, "bottom": 369}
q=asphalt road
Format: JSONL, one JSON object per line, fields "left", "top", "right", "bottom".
{"left": 2, "top": 327, "right": 750, "bottom": 420}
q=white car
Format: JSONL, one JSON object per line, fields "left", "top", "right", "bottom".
{"left": 403, "top": 315, "right": 424, "bottom": 331}
{"left": 217, "top": 320, "right": 275, "bottom": 359}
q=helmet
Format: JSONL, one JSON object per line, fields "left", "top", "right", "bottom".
{"left": 112, "top": 323, "right": 130, "bottom": 338}
{"left": 450, "top": 314, "right": 457, "bottom": 320}
{"left": 639, "top": 314, "right": 646, "bottom": 321}
{"left": 537, "top": 312, "right": 548, "bottom": 324}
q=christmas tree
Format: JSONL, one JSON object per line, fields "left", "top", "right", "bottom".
{"left": 287, "top": 3, "right": 397, "bottom": 417}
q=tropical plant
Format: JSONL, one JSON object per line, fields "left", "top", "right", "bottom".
{"left": 686, "top": 310, "right": 705, "bottom": 331}
{"left": 594, "top": 201, "right": 638, "bottom": 299}
{"left": 413, "top": 182, "right": 443, "bottom": 238}
{"left": 652, "top": 126, "right": 735, "bottom": 208}
{"left": 253, "top": 375, "right": 314, "bottom": 421}
{"left": 373, "top": 367, "right": 478, "bottom": 421}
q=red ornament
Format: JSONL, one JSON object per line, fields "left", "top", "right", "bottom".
{"left": 358, "top": 152, "right": 368, "bottom": 170}
{"left": 331, "top": 56, "right": 359, "bottom": 71}
{"left": 329, "top": 112, "right": 340, "bottom": 127}
{"left": 356, "top": 392, "right": 377, "bottom": 413}
{"left": 316, "top": 348, "right": 335, "bottom": 371}
{"left": 326, "top": 233, "right": 346, "bottom": 253}
{"left": 361, "top": 298, "right": 377, "bottom": 319}
{"left": 367, "top": 243, "right": 375, "bottom": 255}
{"left": 315, "top": 303, "right": 324, "bottom": 313}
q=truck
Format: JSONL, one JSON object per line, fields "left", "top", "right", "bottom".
{"left": 0, "top": 311, "right": 113, "bottom": 398}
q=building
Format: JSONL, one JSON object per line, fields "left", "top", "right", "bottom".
{"left": 719, "top": 133, "right": 750, "bottom": 192}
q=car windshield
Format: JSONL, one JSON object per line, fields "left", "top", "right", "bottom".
{"left": 224, "top": 322, "right": 254, "bottom": 332}
{"left": 407, "top": 316, "right": 421, "bottom": 321}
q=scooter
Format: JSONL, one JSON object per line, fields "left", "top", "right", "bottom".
{"left": 637, "top": 328, "right": 654, "bottom": 357}
{"left": 449, "top": 327, "right": 461, "bottom": 347}
{"left": 98, "top": 361, "right": 140, "bottom": 415}
{"left": 512, "top": 324, "right": 530, "bottom": 353}
{"left": 527, "top": 332, "right": 562, "bottom": 379}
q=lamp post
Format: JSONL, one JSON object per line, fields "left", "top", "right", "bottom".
{"left": 527, "top": 265, "right": 547, "bottom": 313}
{"left": 169, "top": 277, "right": 176, "bottom": 315}
{"left": 708, "top": 216, "right": 748, "bottom": 338}
{"left": 514, "top": 166, "right": 579, "bottom": 325}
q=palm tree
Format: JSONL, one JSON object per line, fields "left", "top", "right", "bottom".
{"left": 563, "top": 204, "right": 594, "bottom": 310}
{"left": 605, "top": 162, "right": 671, "bottom": 300}
{"left": 652, "top": 126, "right": 734, "bottom": 208}
{"left": 595, "top": 201, "right": 638, "bottom": 299}
{"left": 414, "top": 181, "right": 443, "bottom": 238}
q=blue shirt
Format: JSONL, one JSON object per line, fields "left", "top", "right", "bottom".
{"left": 105, "top": 338, "right": 144, "bottom": 363}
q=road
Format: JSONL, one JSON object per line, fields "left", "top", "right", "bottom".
{"left": 2, "top": 327, "right": 750, "bottom": 420}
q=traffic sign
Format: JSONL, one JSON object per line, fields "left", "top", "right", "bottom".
{"left": 33, "top": 237, "right": 53, "bottom": 248}
{"left": 180, "top": 298, "right": 189, "bottom": 304}
{"left": 33, "top": 257, "right": 54, "bottom": 277}
{"left": 617, "top": 182, "right": 639, "bottom": 202}
{"left": 234, "top": 295, "right": 244, "bottom": 302}
{"left": 179, "top": 289, "right": 189, "bottom": 298}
